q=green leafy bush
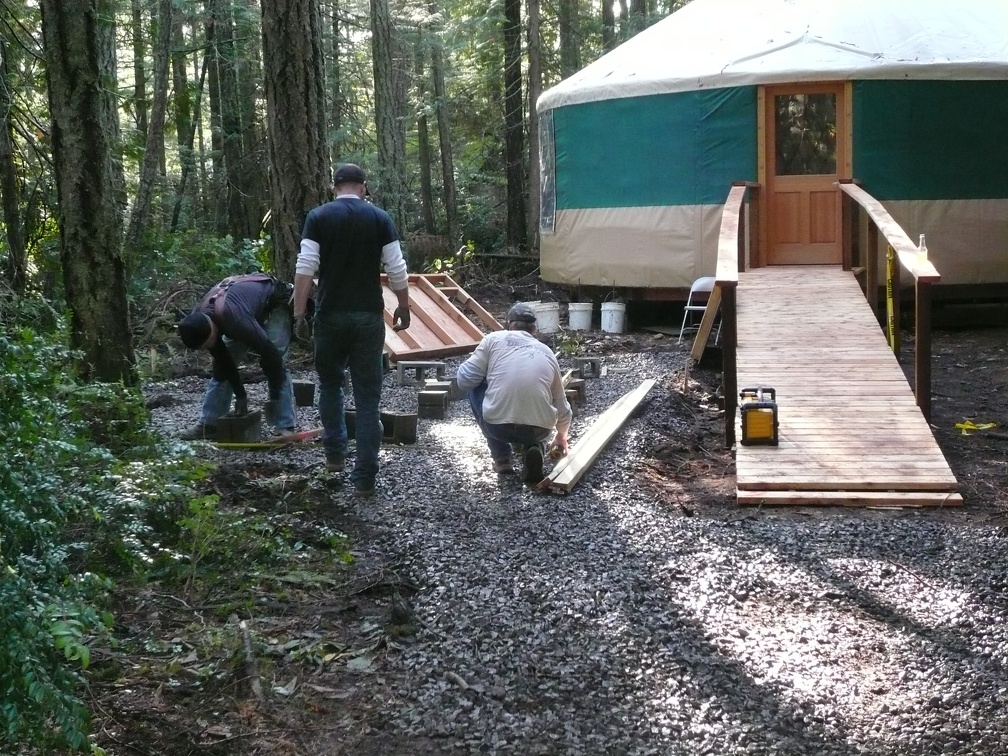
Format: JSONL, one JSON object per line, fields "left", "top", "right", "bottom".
{"left": 0, "top": 329, "right": 108, "bottom": 751}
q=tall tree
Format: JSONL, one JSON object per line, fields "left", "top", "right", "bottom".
{"left": 502, "top": 0, "right": 526, "bottom": 248}
{"left": 430, "top": 16, "right": 458, "bottom": 247}
{"left": 415, "top": 32, "right": 436, "bottom": 233}
{"left": 558, "top": 0, "right": 580, "bottom": 77}
{"left": 526, "top": 0, "right": 542, "bottom": 249}
{"left": 170, "top": 10, "right": 198, "bottom": 230}
{"left": 40, "top": 0, "right": 135, "bottom": 383}
{"left": 130, "top": 0, "right": 148, "bottom": 140}
{"left": 125, "top": 0, "right": 173, "bottom": 254}
{"left": 371, "top": 0, "right": 409, "bottom": 231}
{"left": 0, "top": 38, "right": 27, "bottom": 293}
{"left": 261, "top": 0, "right": 330, "bottom": 280}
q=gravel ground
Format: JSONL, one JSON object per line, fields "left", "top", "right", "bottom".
{"left": 148, "top": 331, "right": 1008, "bottom": 756}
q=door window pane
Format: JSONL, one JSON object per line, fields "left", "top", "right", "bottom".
{"left": 775, "top": 93, "right": 837, "bottom": 176}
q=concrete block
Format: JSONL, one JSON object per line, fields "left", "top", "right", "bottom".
{"left": 380, "top": 411, "right": 418, "bottom": 444}
{"left": 217, "top": 411, "right": 262, "bottom": 443}
{"left": 292, "top": 379, "right": 315, "bottom": 407}
{"left": 566, "top": 378, "right": 587, "bottom": 406}
{"left": 574, "top": 356, "right": 603, "bottom": 379}
{"left": 395, "top": 360, "right": 447, "bottom": 386}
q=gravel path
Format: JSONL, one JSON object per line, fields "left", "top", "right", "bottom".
{"left": 153, "top": 341, "right": 1008, "bottom": 755}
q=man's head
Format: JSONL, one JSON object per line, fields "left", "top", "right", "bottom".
{"left": 506, "top": 302, "right": 537, "bottom": 333}
{"left": 178, "top": 313, "right": 217, "bottom": 350}
{"left": 333, "top": 163, "right": 367, "bottom": 199}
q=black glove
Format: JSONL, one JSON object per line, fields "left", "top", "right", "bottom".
{"left": 393, "top": 305, "right": 411, "bottom": 331}
{"left": 294, "top": 315, "right": 311, "bottom": 342}
{"left": 234, "top": 396, "right": 249, "bottom": 416}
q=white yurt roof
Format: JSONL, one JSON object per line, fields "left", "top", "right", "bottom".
{"left": 538, "top": 0, "right": 1008, "bottom": 111}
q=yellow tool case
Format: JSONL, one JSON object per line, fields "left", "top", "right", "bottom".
{"left": 739, "top": 386, "right": 778, "bottom": 446}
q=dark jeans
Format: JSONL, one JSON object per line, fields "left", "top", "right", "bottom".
{"left": 314, "top": 310, "right": 385, "bottom": 487}
{"left": 468, "top": 380, "right": 551, "bottom": 461}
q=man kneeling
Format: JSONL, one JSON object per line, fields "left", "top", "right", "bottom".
{"left": 454, "top": 303, "right": 572, "bottom": 485}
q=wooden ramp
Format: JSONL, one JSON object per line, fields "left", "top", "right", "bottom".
{"left": 734, "top": 267, "right": 961, "bottom": 507}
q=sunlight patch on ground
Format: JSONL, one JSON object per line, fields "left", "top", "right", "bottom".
{"left": 425, "top": 421, "right": 496, "bottom": 480}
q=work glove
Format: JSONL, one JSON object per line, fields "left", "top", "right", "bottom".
{"left": 234, "top": 396, "right": 249, "bottom": 416}
{"left": 294, "top": 315, "right": 312, "bottom": 342}
{"left": 393, "top": 305, "right": 411, "bottom": 331}
{"left": 263, "top": 399, "right": 279, "bottom": 426}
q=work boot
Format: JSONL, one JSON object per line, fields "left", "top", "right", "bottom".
{"left": 521, "top": 444, "right": 545, "bottom": 485}
{"left": 179, "top": 422, "right": 216, "bottom": 440}
{"left": 493, "top": 457, "right": 514, "bottom": 474}
{"left": 326, "top": 456, "right": 346, "bottom": 472}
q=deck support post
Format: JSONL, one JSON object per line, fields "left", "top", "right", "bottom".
{"left": 915, "top": 281, "right": 933, "bottom": 422}
{"left": 721, "top": 285, "right": 737, "bottom": 447}
{"left": 865, "top": 220, "right": 879, "bottom": 317}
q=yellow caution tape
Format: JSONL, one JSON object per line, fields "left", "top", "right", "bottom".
{"left": 955, "top": 420, "right": 997, "bottom": 435}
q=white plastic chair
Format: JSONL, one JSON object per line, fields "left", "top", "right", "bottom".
{"left": 678, "top": 276, "right": 716, "bottom": 344}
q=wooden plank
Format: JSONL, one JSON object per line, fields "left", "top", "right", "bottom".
{"left": 689, "top": 285, "right": 722, "bottom": 362}
{"left": 737, "top": 490, "right": 963, "bottom": 507}
{"left": 541, "top": 379, "right": 656, "bottom": 494}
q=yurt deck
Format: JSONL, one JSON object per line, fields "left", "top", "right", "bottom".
{"left": 734, "top": 267, "right": 961, "bottom": 507}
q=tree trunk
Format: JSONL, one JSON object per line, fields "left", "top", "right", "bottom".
{"left": 503, "top": 0, "right": 526, "bottom": 249}
{"left": 526, "top": 0, "right": 542, "bottom": 250}
{"left": 415, "top": 35, "right": 435, "bottom": 234}
{"left": 558, "top": 0, "right": 580, "bottom": 77}
{"left": 261, "top": 0, "right": 330, "bottom": 281}
{"left": 171, "top": 12, "right": 196, "bottom": 229}
{"left": 130, "top": 0, "right": 148, "bottom": 140}
{"left": 211, "top": 0, "right": 255, "bottom": 242}
{"left": 172, "top": 52, "right": 208, "bottom": 233}
{"left": 328, "top": 0, "right": 344, "bottom": 162}
{"left": 430, "top": 25, "right": 458, "bottom": 248}
{"left": 628, "top": 0, "right": 645, "bottom": 34}
{"left": 40, "top": 0, "right": 135, "bottom": 384}
{"left": 371, "top": 0, "right": 409, "bottom": 231}
{"left": 237, "top": 0, "right": 268, "bottom": 238}
{"left": 0, "top": 39, "right": 26, "bottom": 293}
{"left": 602, "top": 0, "right": 615, "bottom": 51}
{"left": 125, "top": 0, "right": 173, "bottom": 256}
{"left": 205, "top": 9, "right": 226, "bottom": 233}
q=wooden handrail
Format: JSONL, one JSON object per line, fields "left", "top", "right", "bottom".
{"left": 838, "top": 181, "right": 940, "bottom": 284}
{"left": 712, "top": 181, "right": 759, "bottom": 446}
{"left": 838, "top": 179, "right": 940, "bottom": 421}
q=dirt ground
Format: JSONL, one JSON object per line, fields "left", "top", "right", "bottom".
{"left": 85, "top": 281, "right": 1008, "bottom": 755}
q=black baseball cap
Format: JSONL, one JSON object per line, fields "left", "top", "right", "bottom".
{"left": 178, "top": 313, "right": 212, "bottom": 349}
{"left": 333, "top": 163, "right": 366, "bottom": 185}
{"left": 506, "top": 302, "right": 537, "bottom": 324}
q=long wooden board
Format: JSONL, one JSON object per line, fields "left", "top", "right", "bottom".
{"left": 541, "top": 379, "right": 656, "bottom": 494}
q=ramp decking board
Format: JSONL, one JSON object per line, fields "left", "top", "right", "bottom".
{"left": 734, "top": 266, "right": 960, "bottom": 506}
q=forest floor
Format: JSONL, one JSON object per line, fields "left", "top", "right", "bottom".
{"left": 84, "top": 276, "right": 1008, "bottom": 756}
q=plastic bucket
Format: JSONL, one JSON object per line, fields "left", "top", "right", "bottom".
{"left": 567, "top": 302, "right": 592, "bottom": 331}
{"left": 531, "top": 301, "right": 560, "bottom": 333}
{"left": 601, "top": 301, "right": 626, "bottom": 333}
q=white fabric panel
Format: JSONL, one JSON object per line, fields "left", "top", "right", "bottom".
{"left": 540, "top": 205, "right": 723, "bottom": 289}
{"left": 877, "top": 200, "right": 1008, "bottom": 286}
{"left": 539, "top": 0, "right": 1008, "bottom": 111}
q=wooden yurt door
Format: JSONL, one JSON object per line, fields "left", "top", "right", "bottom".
{"left": 763, "top": 83, "right": 849, "bottom": 265}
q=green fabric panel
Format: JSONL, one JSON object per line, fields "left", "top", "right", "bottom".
{"left": 553, "top": 87, "right": 757, "bottom": 209}
{"left": 853, "top": 80, "right": 1008, "bottom": 200}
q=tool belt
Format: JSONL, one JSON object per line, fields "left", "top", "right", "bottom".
{"left": 209, "top": 272, "right": 293, "bottom": 320}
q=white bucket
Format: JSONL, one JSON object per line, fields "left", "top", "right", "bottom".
{"left": 532, "top": 301, "right": 560, "bottom": 333}
{"left": 601, "top": 301, "right": 626, "bottom": 334}
{"left": 567, "top": 302, "right": 592, "bottom": 331}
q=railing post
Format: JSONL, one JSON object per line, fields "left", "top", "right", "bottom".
{"left": 841, "top": 192, "right": 853, "bottom": 270}
{"left": 721, "top": 285, "right": 737, "bottom": 447}
{"left": 915, "top": 281, "right": 932, "bottom": 421}
{"left": 865, "top": 218, "right": 879, "bottom": 317}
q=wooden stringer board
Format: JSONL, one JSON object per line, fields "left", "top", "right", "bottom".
{"left": 540, "top": 379, "right": 657, "bottom": 494}
{"left": 381, "top": 273, "right": 503, "bottom": 361}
